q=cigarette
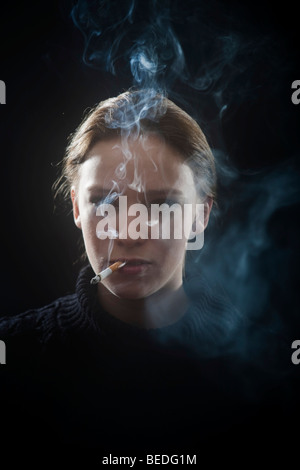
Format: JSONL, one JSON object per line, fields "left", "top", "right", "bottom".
{"left": 90, "top": 261, "right": 126, "bottom": 285}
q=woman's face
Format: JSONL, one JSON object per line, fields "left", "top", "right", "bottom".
{"left": 71, "top": 134, "right": 208, "bottom": 299}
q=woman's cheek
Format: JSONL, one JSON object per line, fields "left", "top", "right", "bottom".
{"left": 155, "top": 238, "right": 185, "bottom": 267}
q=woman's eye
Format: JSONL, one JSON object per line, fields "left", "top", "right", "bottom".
{"left": 91, "top": 198, "right": 104, "bottom": 207}
{"left": 165, "top": 199, "right": 179, "bottom": 207}
{"left": 92, "top": 193, "right": 119, "bottom": 206}
{"left": 149, "top": 198, "right": 179, "bottom": 207}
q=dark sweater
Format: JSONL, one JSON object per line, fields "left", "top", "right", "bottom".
{"left": 0, "top": 265, "right": 296, "bottom": 456}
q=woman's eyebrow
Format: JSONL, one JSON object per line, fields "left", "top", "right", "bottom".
{"left": 86, "top": 186, "right": 184, "bottom": 196}
{"left": 145, "top": 189, "right": 184, "bottom": 194}
{"left": 145, "top": 189, "right": 185, "bottom": 197}
{"left": 86, "top": 185, "right": 112, "bottom": 194}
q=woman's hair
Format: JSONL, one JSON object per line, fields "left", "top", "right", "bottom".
{"left": 53, "top": 89, "right": 216, "bottom": 204}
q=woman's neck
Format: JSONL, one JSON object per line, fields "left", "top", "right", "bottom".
{"left": 97, "top": 284, "right": 189, "bottom": 330}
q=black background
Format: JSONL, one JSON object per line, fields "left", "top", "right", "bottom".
{"left": 0, "top": 0, "right": 299, "bottom": 461}
{"left": 0, "top": 0, "right": 299, "bottom": 315}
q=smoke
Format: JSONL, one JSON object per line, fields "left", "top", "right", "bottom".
{"left": 192, "top": 152, "right": 300, "bottom": 324}
{"left": 71, "top": 0, "right": 275, "bottom": 111}
{"left": 69, "top": 0, "right": 299, "bottom": 376}
{"left": 104, "top": 88, "right": 166, "bottom": 131}
{"left": 71, "top": 0, "right": 186, "bottom": 90}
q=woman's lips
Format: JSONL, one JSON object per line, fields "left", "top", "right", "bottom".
{"left": 110, "top": 259, "right": 151, "bottom": 275}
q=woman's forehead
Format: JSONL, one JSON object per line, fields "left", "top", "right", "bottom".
{"left": 80, "top": 136, "right": 195, "bottom": 191}
{"left": 86, "top": 135, "right": 178, "bottom": 165}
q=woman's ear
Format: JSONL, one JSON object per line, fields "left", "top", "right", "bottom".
{"left": 192, "top": 197, "right": 213, "bottom": 233}
{"left": 203, "top": 197, "right": 213, "bottom": 229}
{"left": 71, "top": 186, "right": 82, "bottom": 229}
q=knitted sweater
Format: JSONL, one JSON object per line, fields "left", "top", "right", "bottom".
{"left": 0, "top": 265, "right": 294, "bottom": 455}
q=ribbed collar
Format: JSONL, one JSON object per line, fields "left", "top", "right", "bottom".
{"left": 58, "top": 264, "right": 240, "bottom": 358}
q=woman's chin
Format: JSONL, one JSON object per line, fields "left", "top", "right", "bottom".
{"left": 113, "top": 289, "right": 150, "bottom": 300}
{"left": 102, "top": 283, "right": 154, "bottom": 300}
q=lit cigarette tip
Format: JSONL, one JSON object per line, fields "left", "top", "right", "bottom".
{"left": 90, "top": 261, "right": 126, "bottom": 285}
{"left": 117, "top": 262, "right": 126, "bottom": 269}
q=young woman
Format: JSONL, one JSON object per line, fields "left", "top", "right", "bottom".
{"left": 0, "top": 90, "right": 282, "bottom": 455}
{"left": 59, "top": 89, "right": 215, "bottom": 329}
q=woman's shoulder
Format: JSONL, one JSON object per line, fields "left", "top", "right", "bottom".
{"left": 183, "top": 272, "right": 291, "bottom": 373}
{"left": 0, "top": 293, "right": 77, "bottom": 345}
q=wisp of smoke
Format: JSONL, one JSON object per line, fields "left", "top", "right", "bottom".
{"left": 69, "top": 0, "right": 299, "bottom": 378}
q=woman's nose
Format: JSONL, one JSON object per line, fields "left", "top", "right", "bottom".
{"left": 116, "top": 205, "right": 150, "bottom": 245}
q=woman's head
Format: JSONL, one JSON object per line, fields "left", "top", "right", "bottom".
{"left": 55, "top": 89, "right": 216, "bottom": 300}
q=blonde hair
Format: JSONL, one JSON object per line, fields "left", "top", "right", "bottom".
{"left": 53, "top": 89, "right": 216, "bottom": 204}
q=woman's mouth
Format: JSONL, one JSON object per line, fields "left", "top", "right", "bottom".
{"left": 110, "top": 259, "right": 151, "bottom": 275}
